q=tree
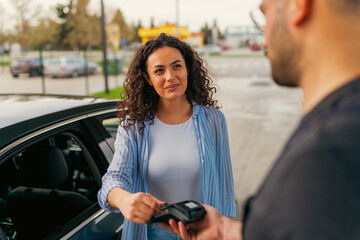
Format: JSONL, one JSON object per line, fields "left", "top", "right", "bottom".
{"left": 150, "top": 17, "right": 155, "bottom": 28}
{"left": 55, "top": 2, "right": 74, "bottom": 49}
{"left": 10, "top": 0, "right": 41, "bottom": 51}
{"left": 63, "top": 0, "right": 101, "bottom": 50}
{"left": 130, "top": 20, "right": 142, "bottom": 43}
{"left": 111, "top": 9, "right": 132, "bottom": 43}
{"left": 201, "top": 22, "right": 211, "bottom": 45}
{"left": 213, "top": 19, "right": 225, "bottom": 40}
{"left": 0, "top": 4, "right": 7, "bottom": 45}
{"left": 28, "top": 18, "right": 61, "bottom": 49}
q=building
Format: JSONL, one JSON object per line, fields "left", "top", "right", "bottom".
{"left": 224, "top": 26, "right": 264, "bottom": 48}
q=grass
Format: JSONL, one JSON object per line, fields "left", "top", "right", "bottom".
{"left": 92, "top": 86, "right": 124, "bottom": 99}
{"left": 0, "top": 61, "right": 10, "bottom": 66}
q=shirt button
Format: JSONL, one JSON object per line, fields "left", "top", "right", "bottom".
{"left": 202, "top": 181, "right": 205, "bottom": 184}
{"left": 198, "top": 139, "right": 201, "bottom": 143}
{"left": 201, "top": 159, "right": 204, "bottom": 163}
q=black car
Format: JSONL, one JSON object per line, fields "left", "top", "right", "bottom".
{"left": 0, "top": 94, "right": 124, "bottom": 239}
{"left": 10, "top": 58, "right": 42, "bottom": 78}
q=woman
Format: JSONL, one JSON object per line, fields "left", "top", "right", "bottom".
{"left": 98, "top": 33, "right": 236, "bottom": 240}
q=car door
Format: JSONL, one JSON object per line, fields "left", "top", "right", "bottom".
{"left": 0, "top": 111, "right": 124, "bottom": 240}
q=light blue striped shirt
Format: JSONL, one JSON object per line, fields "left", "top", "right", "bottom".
{"left": 98, "top": 104, "right": 236, "bottom": 239}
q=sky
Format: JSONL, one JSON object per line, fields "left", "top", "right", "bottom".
{"left": 1, "top": 0, "right": 261, "bottom": 33}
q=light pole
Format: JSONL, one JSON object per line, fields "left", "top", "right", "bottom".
{"left": 176, "top": 0, "right": 179, "bottom": 38}
{"left": 100, "top": 0, "right": 109, "bottom": 94}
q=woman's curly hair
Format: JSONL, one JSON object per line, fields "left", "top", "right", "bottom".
{"left": 117, "top": 33, "right": 218, "bottom": 134}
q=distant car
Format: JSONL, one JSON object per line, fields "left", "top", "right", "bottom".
{"left": 10, "top": 58, "right": 42, "bottom": 78}
{"left": 250, "top": 43, "right": 262, "bottom": 51}
{"left": 44, "top": 56, "right": 97, "bottom": 78}
{"left": 217, "top": 43, "right": 229, "bottom": 51}
{"left": 196, "top": 44, "right": 222, "bottom": 55}
{"left": 0, "top": 47, "right": 10, "bottom": 55}
{"left": 0, "top": 94, "right": 124, "bottom": 239}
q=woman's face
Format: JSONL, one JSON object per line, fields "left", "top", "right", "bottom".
{"left": 146, "top": 46, "right": 188, "bottom": 102}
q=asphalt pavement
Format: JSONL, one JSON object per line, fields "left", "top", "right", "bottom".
{"left": 0, "top": 53, "right": 303, "bottom": 220}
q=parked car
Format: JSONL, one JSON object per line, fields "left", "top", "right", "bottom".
{"left": 10, "top": 58, "right": 42, "bottom": 78}
{"left": 217, "top": 43, "right": 229, "bottom": 51}
{"left": 0, "top": 94, "right": 124, "bottom": 239}
{"left": 44, "top": 56, "right": 97, "bottom": 78}
{"left": 196, "top": 44, "right": 223, "bottom": 55}
{"left": 250, "top": 43, "right": 262, "bottom": 51}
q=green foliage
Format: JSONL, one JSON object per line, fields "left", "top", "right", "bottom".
{"left": 63, "top": 0, "right": 101, "bottom": 49}
{"left": 0, "top": 61, "right": 10, "bottom": 67}
{"left": 10, "top": 0, "right": 41, "bottom": 50}
{"left": 28, "top": 19, "right": 61, "bottom": 49}
{"left": 2, "top": 1, "right": 196, "bottom": 51}
{"left": 111, "top": 9, "right": 132, "bottom": 43}
{"left": 129, "top": 20, "right": 142, "bottom": 43}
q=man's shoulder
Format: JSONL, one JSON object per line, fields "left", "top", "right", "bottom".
{"left": 244, "top": 106, "right": 360, "bottom": 239}
{"left": 294, "top": 104, "right": 360, "bottom": 148}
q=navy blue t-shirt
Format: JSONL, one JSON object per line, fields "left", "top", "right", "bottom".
{"left": 243, "top": 77, "right": 360, "bottom": 240}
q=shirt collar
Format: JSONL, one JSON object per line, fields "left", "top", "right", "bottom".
{"left": 192, "top": 102, "right": 203, "bottom": 118}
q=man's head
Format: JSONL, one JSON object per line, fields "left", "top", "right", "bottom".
{"left": 259, "top": 0, "right": 301, "bottom": 87}
{"left": 258, "top": 0, "right": 360, "bottom": 88}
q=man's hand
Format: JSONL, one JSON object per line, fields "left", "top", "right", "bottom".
{"left": 158, "top": 204, "right": 243, "bottom": 240}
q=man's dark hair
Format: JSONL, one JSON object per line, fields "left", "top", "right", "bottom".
{"left": 327, "top": 0, "right": 360, "bottom": 14}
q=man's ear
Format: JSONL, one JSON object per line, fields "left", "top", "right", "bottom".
{"left": 143, "top": 73, "right": 152, "bottom": 86}
{"left": 290, "top": 0, "right": 313, "bottom": 26}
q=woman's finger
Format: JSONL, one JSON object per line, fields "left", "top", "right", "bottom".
{"left": 127, "top": 214, "right": 147, "bottom": 225}
{"left": 140, "top": 193, "right": 163, "bottom": 213}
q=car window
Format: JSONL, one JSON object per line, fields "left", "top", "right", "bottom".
{"left": 0, "top": 132, "right": 100, "bottom": 239}
{"left": 46, "top": 59, "right": 61, "bottom": 65}
{"left": 102, "top": 117, "right": 120, "bottom": 139}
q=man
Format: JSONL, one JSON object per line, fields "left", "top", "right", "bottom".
{"left": 159, "top": 0, "right": 360, "bottom": 239}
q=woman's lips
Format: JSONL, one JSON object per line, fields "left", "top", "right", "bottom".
{"left": 165, "top": 84, "right": 180, "bottom": 91}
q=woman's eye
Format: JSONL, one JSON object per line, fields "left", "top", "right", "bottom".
{"left": 154, "top": 69, "right": 163, "bottom": 74}
{"left": 174, "top": 64, "right": 181, "bottom": 69}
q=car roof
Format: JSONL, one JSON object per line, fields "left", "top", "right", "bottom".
{"left": 0, "top": 94, "right": 118, "bottom": 151}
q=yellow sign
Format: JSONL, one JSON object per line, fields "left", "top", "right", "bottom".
{"left": 138, "top": 23, "right": 191, "bottom": 44}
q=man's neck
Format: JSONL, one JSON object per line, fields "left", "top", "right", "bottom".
{"left": 299, "top": 18, "right": 360, "bottom": 113}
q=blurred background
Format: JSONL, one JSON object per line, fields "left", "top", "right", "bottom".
{"left": 0, "top": 0, "right": 265, "bottom": 88}
{"left": 0, "top": 0, "right": 303, "bottom": 220}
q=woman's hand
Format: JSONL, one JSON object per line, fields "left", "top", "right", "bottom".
{"left": 108, "top": 187, "right": 164, "bottom": 225}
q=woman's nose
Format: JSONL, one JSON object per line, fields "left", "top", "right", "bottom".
{"left": 165, "top": 69, "right": 175, "bottom": 81}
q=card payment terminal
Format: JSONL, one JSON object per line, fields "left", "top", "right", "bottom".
{"left": 148, "top": 200, "right": 206, "bottom": 225}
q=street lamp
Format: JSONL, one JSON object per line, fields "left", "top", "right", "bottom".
{"left": 176, "top": 0, "right": 179, "bottom": 38}
{"left": 100, "top": 0, "right": 109, "bottom": 94}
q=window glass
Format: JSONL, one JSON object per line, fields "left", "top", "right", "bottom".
{"left": 0, "top": 132, "right": 99, "bottom": 239}
{"left": 102, "top": 117, "right": 120, "bottom": 139}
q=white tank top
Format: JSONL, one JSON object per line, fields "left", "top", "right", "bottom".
{"left": 147, "top": 116, "right": 202, "bottom": 204}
